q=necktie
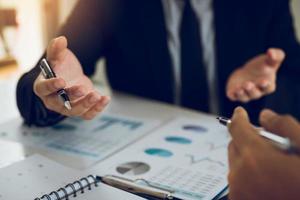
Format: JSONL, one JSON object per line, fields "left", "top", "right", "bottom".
{"left": 180, "top": 0, "right": 210, "bottom": 112}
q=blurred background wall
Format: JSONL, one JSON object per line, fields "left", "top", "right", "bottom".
{"left": 0, "top": 0, "right": 300, "bottom": 72}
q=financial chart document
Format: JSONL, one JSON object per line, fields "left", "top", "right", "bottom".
{"left": 0, "top": 114, "right": 160, "bottom": 168}
{"left": 90, "top": 117, "right": 230, "bottom": 200}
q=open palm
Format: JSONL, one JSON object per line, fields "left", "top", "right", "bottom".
{"left": 226, "top": 48, "right": 285, "bottom": 103}
{"left": 33, "top": 36, "right": 110, "bottom": 120}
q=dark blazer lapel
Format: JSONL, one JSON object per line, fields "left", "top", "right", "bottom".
{"left": 138, "top": 0, "right": 174, "bottom": 103}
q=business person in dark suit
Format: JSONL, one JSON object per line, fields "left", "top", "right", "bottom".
{"left": 17, "top": 0, "right": 300, "bottom": 126}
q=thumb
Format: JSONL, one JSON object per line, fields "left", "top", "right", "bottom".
{"left": 46, "top": 36, "right": 68, "bottom": 63}
{"left": 265, "top": 48, "right": 286, "bottom": 70}
{"left": 260, "top": 109, "right": 300, "bottom": 146}
{"left": 229, "top": 107, "right": 261, "bottom": 150}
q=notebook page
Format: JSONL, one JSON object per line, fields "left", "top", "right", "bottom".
{"left": 0, "top": 154, "right": 144, "bottom": 200}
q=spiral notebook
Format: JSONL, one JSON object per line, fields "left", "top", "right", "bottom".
{"left": 0, "top": 154, "right": 144, "bottom": 200}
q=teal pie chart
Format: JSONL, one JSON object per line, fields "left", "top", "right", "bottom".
{"left": 165, "top": 136, "right": 192, "bottom": 145}
{"left": 144, "top": 148, "right": 173, "bottom": 158}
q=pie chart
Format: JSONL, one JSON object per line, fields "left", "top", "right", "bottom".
{"left": 183, "top": 124, "right": 208, "bottom": 133}
{"left": 144, "top": 148, "right": 173, "bottom": 158}
{"left": 116, "top": 162, "right": 151, "bottom": 176}
{"left": 165, "top": 136, "right": 192, "bottom": 144}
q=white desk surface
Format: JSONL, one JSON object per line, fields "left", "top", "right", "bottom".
{"left": 0, "top": 85, "right": 218, "bottom": 166}
{"left": 0, "top": 79, "right": 228, "bottom": 199}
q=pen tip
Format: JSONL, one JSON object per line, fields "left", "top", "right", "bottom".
{"left": 64, "top": 101, "right": 72, "bottom": 110}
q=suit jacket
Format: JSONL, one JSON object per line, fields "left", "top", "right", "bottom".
{"left": 17, "top": 0, "right": 300, "bottom": 126}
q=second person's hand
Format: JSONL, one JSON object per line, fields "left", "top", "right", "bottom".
{"left": 227, "top": 107, "right": 300, "bottom": 200}
{"left": 226, "top": 48, "right": 285, "bottom": 103}
{"left": 33, "top": 36, "right": 110, "bottom": 120}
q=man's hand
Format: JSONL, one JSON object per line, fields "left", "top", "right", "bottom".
{"left": 226, "top": 48, "right": 285, "bottom": 103}
{"left": 227, "top": 107, "right": 300, "bottom": 200}
{"left": 33, "top": 36, "right": 110, "bottom": 120}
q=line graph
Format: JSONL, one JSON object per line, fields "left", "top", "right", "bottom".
{"left": 185, "top": 154, "right": 226, "bottom": 167}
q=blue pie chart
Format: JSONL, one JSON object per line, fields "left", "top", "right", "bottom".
{"left": 144, "top": 148, "right": 173, "bottom": 158}
{"left": 165, "top": 136, "right": 192, "bottom": 145}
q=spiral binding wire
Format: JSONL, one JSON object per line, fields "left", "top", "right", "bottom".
{"left": 34, "top": 175, "right": 99, "bottom": 200}
{"left": 57, "top": 187, "right": 68, "bottom": 200}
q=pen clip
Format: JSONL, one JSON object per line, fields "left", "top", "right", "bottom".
{"left": 39, "top": 58, "right": 56, "bottom": 79}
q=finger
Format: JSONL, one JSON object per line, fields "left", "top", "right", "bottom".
{"left": 259, "top": 109, "right": 300, "bottom": 146}
{"left": 243, "top": 82, "right": 262, "bottom": 100}
{"left": 228, "top": 141, "right": 240, "bottom": 170}
{"left": 46, "top": 36, "right": 68, "bottom": 64}
{"left": 65, "top": 85, "right": 88, "bottom": 101}
{"left": 235, "top": 89, "right": 250, "bottom": 103}
{"left": 34, "top": 77, "right": 66, "bottom": 97}
{"left": 42, "top": 93, "right": 65, "bottom": 112}
{"left": 81, "top": 96, "right": 111, "bottom": 120}
{"left": 62, "top": 92, "right": 102, "bottom": 116}
{"left": 227, "top": 87, "right": 239, "bottom": 101}
{"left": 256, "top": 78, "right": 276, "bottom": 94}
{"left": 229, "top": 107, "right": 262, "bottom": 151}
{"left": 265, "top": 48, "right": 286, "bottom": 70}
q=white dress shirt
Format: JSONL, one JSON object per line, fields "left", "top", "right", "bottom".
{"left": 162, "top": 0, "right": 219, "bottom": 114}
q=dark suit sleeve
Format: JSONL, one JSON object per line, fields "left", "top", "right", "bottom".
{"left": 17, "top": 0, "right": 113, "bottom": 126}
{"left": 266, "top": 0, "right": 300, "bottom": 77}
{"left": 265, "top": 0, "right": 300, "bottom": 118}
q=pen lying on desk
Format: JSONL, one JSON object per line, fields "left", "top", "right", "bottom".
{"left": 96, "top": 175, "right": 180, "bottom": 200}
{"left": 217, "top": 116, "right": 300, "bottom": 154}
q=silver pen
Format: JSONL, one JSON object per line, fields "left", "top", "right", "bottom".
{"left": 39, "top": 58, "right": 72, "bottom": 110}
{"left": 217, "top": 117, "right": 300, "bottom": 154}
{"left": 96, "top": 175, "right": 180, "bottom": 200}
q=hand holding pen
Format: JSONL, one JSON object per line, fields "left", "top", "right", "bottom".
{"left": 222, "top": 107, "right": 300, "bottom": 200}
{"left": 33, "top": 36, "right": 110, "bottom": 120}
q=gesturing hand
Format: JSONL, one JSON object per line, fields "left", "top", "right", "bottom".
{"left": 226, "top": 48, "right": 285, "bottom": 103}
{"left": 33, "top": 36, "right": 110, "bottom": 120}
{"left": 227, "top": 107, "right": 300, "bottom": 200}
